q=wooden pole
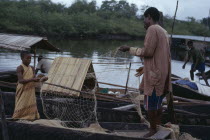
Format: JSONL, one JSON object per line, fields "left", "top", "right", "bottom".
{"left": 124, "top": 63, "right": 132, "bottom": 94}
{"left": 173, "top": 96, "right": 210, "bottom": 105}
{"left": 159, "top": 11, "right": 164, "bottom": 27}
{"left": 167, "top": 0, "right": 179, "bottom": 124}
{"left": 170, "top": 0, "right": 179, "bottom": 45}
{"left": 92, "top": 62, "right": 142, "bottom": 65}
{"left": 0, "top": 90, "right": 9, "bottom": 140}
{"left": 166, "top": 92, "right": 177, "bottom": 123}
{"left": 162, "top": 106, "right": 205, "bottom": 116}
{"left": 43, "top": 82, "right": 130, "bottom": 102}
{"left": 34, "top": 47, "right": 36, "bottom": 68}
{"left": 207, "top": 9, "right": 210, "bottom": 31}
{"left": 98, "top": 81, "right": 138, "bottom": 90}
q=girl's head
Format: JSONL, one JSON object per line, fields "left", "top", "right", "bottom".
{"left": 20, "top": 51, "right": 31, "bottom": 66}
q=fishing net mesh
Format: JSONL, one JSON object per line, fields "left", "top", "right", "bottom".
{"left": 39, "top": 47, "right": 147, "bottom": 136}
{"left": 95, "top": 47, "right": 148, "bottom": 125}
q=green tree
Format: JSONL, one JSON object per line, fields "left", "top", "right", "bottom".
{"left": 67, "top": 0, "right": 96, "bottom": 14}
{"left": 186, "top": 17, "right": 196, "bottom": 22}
{"left": 202, "top": 17, "right": 210, "bottom": 30}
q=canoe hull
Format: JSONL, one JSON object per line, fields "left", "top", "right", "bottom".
{"left": 172, "top": 83, "right": 210, "bottom": 101}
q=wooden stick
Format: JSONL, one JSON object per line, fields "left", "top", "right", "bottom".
{"left": 163, "top": 105, "right": 207, "bottom": 116}
{"left": 171, "top": 76, "right": 181, "bottom": 80}
{"left": 97, "top": 81, "right": 138, "bottom": 90}
{"left": 166, "top": 92, "right": 177, "bottom": 123}
{"left": 167, "top": 0, "right": 179, "bottom": 124}
{"left": 92, "top": 62, "right": 142, "bottom": 64}
{"left": 173, "top": 96, "right": 210, "bottom": 104}
{"left": 32, "top": 56, "right": 143, "bottom": 64}
{"left": 170, "top": 0, "right": 179, "bottom": 43}
{"left": 0, "top": 90, "right": 9, "bottom": 140}
{"left": 43, "top": 82, "right": 130, "bottom": 102}
{"left": 113, "top": 104, "right": 135, "bottom": 111}
{"left": 34, "top": 47, "right": 36, "bottom": 68}
{"left": 31, "top": 57, "right": 143, "bottom": 65}
{"left": 125, "top": 62, "right": 131, "bottom": 94}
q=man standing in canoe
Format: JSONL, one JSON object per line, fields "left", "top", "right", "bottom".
{"left": 119, "top": 7, "right": 171, "bottom": 137}
{"left": 182, "top": 40, "right": 209, "bottom": 86}
{"left": 13, "top": 51, "right": 47, "bottom": 120}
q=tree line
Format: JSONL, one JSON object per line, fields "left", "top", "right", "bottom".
{"left": 0, "top": 0, "right": 209, "bottom": 38}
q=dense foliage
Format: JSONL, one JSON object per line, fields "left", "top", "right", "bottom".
{"left": 0, "top": 0, "right": 209, "bottom": 38}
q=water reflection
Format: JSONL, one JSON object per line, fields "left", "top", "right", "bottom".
{"left": 49, "top": 39, "right": 144, "bottom": 58}
{"left": 0, "top": 39, "right": 209, "bottom": 87}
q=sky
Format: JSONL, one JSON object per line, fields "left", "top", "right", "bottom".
{"left": 51, "top": 0, "right": 210, "bottom": 21}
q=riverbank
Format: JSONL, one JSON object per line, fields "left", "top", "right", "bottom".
{"left": 1, "top": 0, "right": 210, "bottom": 39}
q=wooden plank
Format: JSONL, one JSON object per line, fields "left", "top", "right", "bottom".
{"left": 150, "top": 130, "right": 171, "bottom": 139}
{"left": 0, "top": 70, "right": 16, "bottom": 75}
{"left": 114, "top": 130, "right": 148, "bottom": 138}
{"left": 0, "top": 91, "right": 10, "bottom": 140}
{"left": 60, "top": 57, "right": 73, "bottom": 94}
{"left": 70, "top": 58, "right": 81, "bottom": 95}
{"left": 64, "top": 58, "right": 81, "bottom": 96}
{"left": 44, "top": 57, "right": 68, "bottom": 92}
{"left": 53, "top": 57, "right": 69, "bottom": 93}
{"left": 113, "top": 104, "right": 135, "bottom": 111}
{"left": 52, "top": 57, "right": 66, "bottom": 92}
{"left": 71, "top": 59, "right": 91, "bottom": 94}
{"left": 174, "top": 96, "right": 210, "bottom": 104}
{"left": 42, "top": 57, "right": 60, "bottom": 91}
{"left": 0, "top": 81, "right": 16, "bottom": 89}
{"left": 42, "top": 57, "right": 92, "bottom": 97}
{"left": 163, "top": 105, "right": 207, "bottom": 116}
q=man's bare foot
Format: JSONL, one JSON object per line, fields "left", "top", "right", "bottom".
{"left": 143, "top": 129, "right": 157, "bottom": 138}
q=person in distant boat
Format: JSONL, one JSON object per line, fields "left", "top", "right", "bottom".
{"left": 35, "top": 55, "right": 53, "bottom": 74}
{"left": 119, "top": 7, "right": 171, "bottom": 137}
{"left": 182, "top": 40, "right": 209, "bottom": 86}
{"left": 13, "top": 51, "right": 47, "bottom": 120}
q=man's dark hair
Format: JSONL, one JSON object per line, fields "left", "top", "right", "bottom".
{"left": 144, "top": 7, "right": 160, "bottom": 22}
{"left": 20, "top": 51, "right": 30, "bottom": 59}
{"left": 38, "top": 55, "right": 43, "bottom": 61}
{"left": 187, "top": 40, "right": 193, "bottom": 46}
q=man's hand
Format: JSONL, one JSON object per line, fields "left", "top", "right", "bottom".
{"left": 119, "top": 45, "right": 130, "bottom": 52}
{"left": 33, "top": 77, "right": 40, "bottom": 82}
{"left": 135, "top": 67, "right": 144, "bottom": 77}
{"left": 182, "top": 64, "right": 185, "bottom": 69}
{"left": 40, "top": 76, "right": 48, "bottom": 82}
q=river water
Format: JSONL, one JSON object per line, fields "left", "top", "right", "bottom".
{"left": 0, "top": 39, "right": 209, "bottom": 88}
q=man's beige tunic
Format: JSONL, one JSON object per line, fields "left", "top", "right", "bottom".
{"left": 130, "top": 25, "right": 172, "bottom": 96}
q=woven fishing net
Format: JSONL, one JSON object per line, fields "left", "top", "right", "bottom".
{"left": 95, "top": 47, "right": 148, "bottom": 125}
